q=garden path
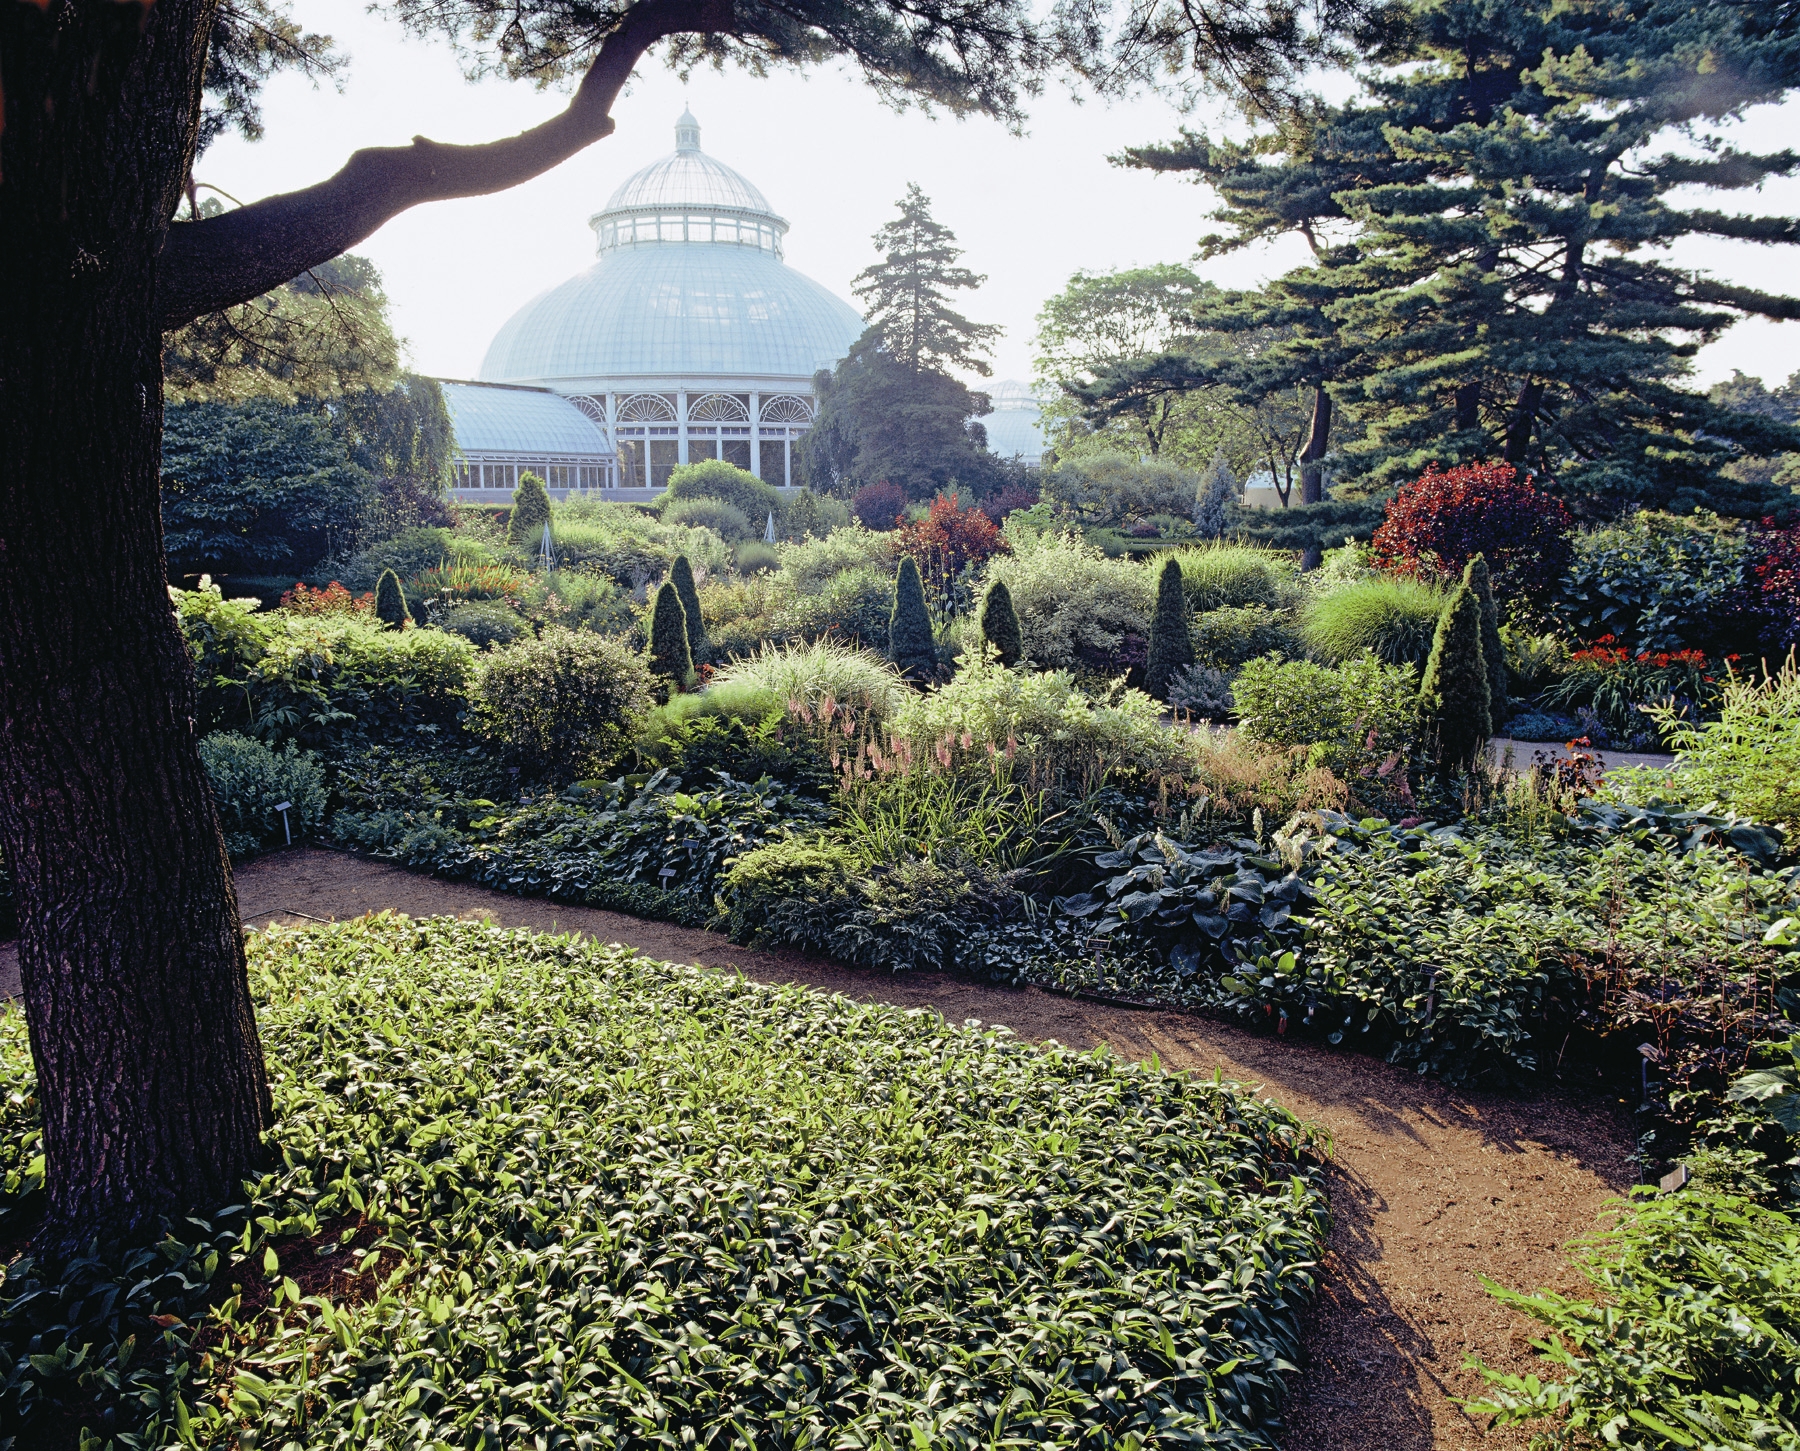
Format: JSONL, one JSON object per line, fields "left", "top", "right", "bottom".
{"left": 212, "top": 846, "right": 1635, "bottom": 1451}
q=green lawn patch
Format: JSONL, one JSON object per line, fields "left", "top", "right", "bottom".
{"left": 1, "top": 916, "right": 1329, "bottom": 1449}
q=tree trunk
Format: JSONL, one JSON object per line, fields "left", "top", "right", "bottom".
{"left": 1502, "top": 380, "right": 1545, "bottom": 465}
{"left": 1454, "top": 380, "right": 1482, "bottom": 434}
{"left": 1, "top": 0, "right": 271, "bottom": 1251}
{"left": 1298, "top": 386, "right": 1332, "bottom": 569}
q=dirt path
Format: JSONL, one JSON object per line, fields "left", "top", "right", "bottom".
{"left": 220, "top": 847, "right": 1633, "bottom": 1450}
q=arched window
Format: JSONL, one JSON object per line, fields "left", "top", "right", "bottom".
{"left": 760, "top": 395, "right": 813, "bottom": 424}
{"left": 618, "top": 393, "right": 677, "bottom": 422}
{"left": 568, "top": 395, "right": 607, "bottom": 425}
{"left": 688, "top": 393, "right": 750, "bottom": 422}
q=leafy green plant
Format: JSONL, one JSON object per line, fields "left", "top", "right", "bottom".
{"left": 468, "top": 627, "right": 653, "bottom": 778}
{"left": 1166, "top": 542, "right": 1298, "bottom": 613}
{"left": 979, "top": 578, "right": 1024, "bottom": 666}
{"left": 1418, "top": 582, "right": 1492, "bottom": 774}
{"left": 647, "top": 580, "right": 695, "bottom": 695}
{"left": 1145, "top": 555, "right": 1197, "bottom": 699}
{"left": 1233, "top": 653, "right": 1421, "bottom": 779}
{"left": 435, "top": 599, "right": 526, "bottom": 649}
{"left": 1470, "top": 1189, "right": 1800, "bottom": 1448}
{"left": 709, "top": 639, "right": 910, "bottom": 723}
{"left": 197, "top": 731, "right": 326, "bottom": 857}
{"left": 1642, "top": 656, "right": 1800, "bottom": 828}
{"left": 770, "top": 563, "right": 894, "bottom": 648}
{"left": 409, "top": 559, "right": 526, "bottom": 601}
{"left": 662, "top": 494, "right": 752, "bottom": 541}
{"left": 1301, "top": 575, "right": 1446, "bottom": 668}
{"left": 1193, "top": 605, "right": 1303, "bottom": 671}
{"left": 889, "top": 555, "right": 938, "bottom": 680}
{"left": 373, "top": 567, "right": 410, "bottom": 630}
{"left": 661, "top": 457, "right": 781, "bottom": 524}
{"left": 1556, "top": 511, "right": 1751, "bottom": 654}
{"left": 980, "top": 531, "right": 1155, "bottom": 674}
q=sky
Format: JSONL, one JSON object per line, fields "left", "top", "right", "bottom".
{"left": 199, "top": 0, "right": 1800, "bottom": 394}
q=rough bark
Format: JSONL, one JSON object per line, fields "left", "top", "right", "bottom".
{"left": 1502, "top": 380, "right": 1545, "bottom": 465}
{"left": 1, "top": 0, "right": 272, "bottom": 1248}
{"left": 156, "top": 0, "right": 728, "bottom": 330}
{"left": 1298, "top": 385, "right": 1332, "bottom": 569}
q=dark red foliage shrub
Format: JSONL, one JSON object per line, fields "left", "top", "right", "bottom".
{"left": 280, "top": 580, "right": 374, "bottom": 616}
{"left": 979, "top": 482, "right": 1040, "bottom": 525}
{"left": 895, "top": 496, "right": 1012, "bottom": 607}
{"left": 1371, "top": 462, "right": 1573, "bottom": 604}
{"left": 1753, "top": 517, "right": 1800, "bottom": 652}
{"left": 852, "top": 481, "right": 907, "bottom": 531}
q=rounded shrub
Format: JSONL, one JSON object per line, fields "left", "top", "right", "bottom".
{"left": 663, "top": 495, "right": 753, "bottom": 542}
{"left": 1301, "top": 576, "right": 1447, "bottom": 668}
{"left": 734, "top": 541, "right": 780, "bottom": 574}
{"left": 470, "top": 627, "right": 654, "bottom": 777}
{"left": 852, "top": 481, "right": 907, "bottom": 531}
{"left": 771, "top": 566, "right": 895, "bottom": 650}
{"left": 662, "top": 459, "right": 781, "bottom": 527}
{"left": 197, "top": 731, "right": 327, "bottom": 858}
{"left": 1166, "top": 543, "right": 1297, "bottom": 612}
{"left": 781, "top": 488, "right": 851, "bottom": 538}
{"left": 1371, "top": 461, "right": 1573, "bottom": 603}
{"left": 1193, "top": 606, "right": 1304, "bottom": 670}
{"left": 647, "top": 580, "right": 696, "bottom": 695}
{"left": 710, "top": 640, "right": 910, "bottom": 723}
{"left": 438, "top": 601, "right": 528, "bottom": 650}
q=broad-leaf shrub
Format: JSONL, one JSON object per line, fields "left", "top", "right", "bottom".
{"left": 1233, "top": 655, "right": 1420, "bottom": 779}
{"left": 468, "top": 627, "right": 653, "bottom": 778}
{"left": 435, "top": 599, "right": 527, "bottom": 649}
{"left": 1556, "top": 511, "right": 1751, "bottom": 653}
{"left": 1370, "top": 462, "right": 1572, "bottom": 603}
{"left": 662, "top": 458, "right": 781, "bottom": 525}
{"left": 893, "top": 495, "right": 1011, "bottom": 610}
{"left": 770, "top": 564, "right": 894, "bottom": 648}
{"left": 1470, "top": 1190, "right": 1799, "bottom": 1448}
{"left": 980, "top": 532, "right": 1155, "bottom": 674}
{"left": 1539, "top": 638, "right": 1722, "bottom": 747}
{"left": 662, "top": 493, "right": 753, "bottom": 541}
{"left": 197, "top": 732, "right": 327, "bottom": 858}
{"left": 1192, "top": 606, "right": 1304, "bottom": 671}
{"left": 0, "top": 917, "right": 1329, "bottom": 1449}
{"left": 1300, "top": 576, "right": 1446, "bottom": 669}
{"left": 851, "top": 479, "right": 906, "bottom": 529}
{"left": 1039, "top": 452, "right": 1201, "bottom": 527}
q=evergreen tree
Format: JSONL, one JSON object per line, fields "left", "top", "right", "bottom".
{"left": 1144, "top": 557, "right": 1196, "bottom": 700}
{"left": 889, "top": 557, "right": 938, "bottom": 680}
{"left": 668, "top": 555, "right": 709, "bottom": 664}
{"left": 854, "top": 185, "right": 1001, "bottom": 376}
{"left": 647, "top": 582, "right": 695, "bottom": 696}
{"left": 507, "top": 472, "right": 553, "bottom": 547}
{"left": 1418, "top": 583, "right": 1492, "bottom": 774}
{"left": 374, "top": 569, "right": 411, "bottom": 631}
{"left": 1462, "top": 554, "right": 1508, "bottom": 728}
{"left": 979, "top": 579, "right": 1024, "bottom": 667}
{"left": 1194, "top": 456, "right": 1236, "bottom": 538}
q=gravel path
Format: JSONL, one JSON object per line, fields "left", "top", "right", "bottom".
{"left": 224, "top": 847, "right": 1632, "bottom": 1451}
{"left": 0, "top": 848, "right": 1633, "bottom": 1449}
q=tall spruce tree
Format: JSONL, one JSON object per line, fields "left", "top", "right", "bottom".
{"left": 1419, "top": 582, "right": 1491, "bottom": 774}
{"left": 1144, "top": 557, "right": 1196, "bottom": 699}
{"left": 508, "top": 472, "right": 553, "bottom": 547}
{"left": 1462, "top": 554, "right": 1508, "bottom": 728}
{"left": 668, "top": 555, "right": 708, "bottom": 664}
{"left": 980, "top": 579, "right": 1024, "bottom": 667}
{"left": 647, "top": 582, "right": 695, "bottom": 696}
{"left": 853, "top": 185, "right": 1001, "bottom": 377}
{"left": 889, "top": 557, "right": 938, "bottom": 681}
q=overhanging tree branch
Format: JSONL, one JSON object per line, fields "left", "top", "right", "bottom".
{"left": 156, "top": 0, "right": 730, "bottom": 330}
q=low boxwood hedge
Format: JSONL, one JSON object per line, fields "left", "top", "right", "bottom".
{"left": 0, "top": 917, "right": 1331, "bottom": 1449}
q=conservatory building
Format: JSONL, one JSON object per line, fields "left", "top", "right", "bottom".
{"left": 445, "top": 110, "right": 866, "bottom": 502}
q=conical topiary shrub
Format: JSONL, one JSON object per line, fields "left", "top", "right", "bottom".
{"left": 889, "top": 556, "right": 937, "bottom": 681}
{"left": 669, "top": 554, "right": 709, "bottom": 664}
{"left": 647, "top": 581, "right": 695, "bottom": 696}
{"left": 980, "top": 579, "right": 1024, "bottom": 667}
{"left": 374, "top": 568, "right": 411, "bottom": 631}
{"left": 1144, "top": 556, "right": 1196, "bottom": 700}
{"left": 1418, "top": 581, "right": 1492, "bottom": 774}
{"left": 1462, "top": 553, "right": 1509, "bottom": 729}
{"left": 507, "top": 472, "right": 553, "bottom": 547}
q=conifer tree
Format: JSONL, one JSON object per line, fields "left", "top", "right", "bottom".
{"left": 853, "top": 185, "right": 1001, "bottom": 377}
{"left": 1418, "top": 582, "right": 1491, "bottom": 774}
{"left": 889, "top": 557, "right": 938, "bottom": 680}
{"left": 668, "top": 555, "right": 709, "bottom": 664}
{"left": 1462, "top": 554, "right": 1508, "bottom": 728}
{"left": 647, "top": 582, "right": 694, "bottom": 696}
{"left": 980, "top": 580, "right": 1024, "bottom": 667}
{"left": 507, "top": 472, "right": 553, "bottom": 547}
{"left": 1144, "top": 557, "right": 1196, "bottom": 700}
{"left": 374, "top": 569, "right": 411, "bottom": 631}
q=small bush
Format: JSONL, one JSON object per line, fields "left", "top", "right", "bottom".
{"left": 851, "top": 480, "right": 907, "bottom": 530}
{"left": 1166, "top": 542, "right": 1297, "bottom": 613}
{"left": 771, "top": 564, "right": 894, "bottom": 649}
{"left": 1039, "top": 452, "right": 1201, "bottom": 528}
{"left": 647, "top": 581, "right": 696, "bottom": 695}
{"left": 669, "top": 554, "right": 709, "bottom": 662}
{"left": 280, "top": 580, "right": 373, "bottom": 617}
{"left": 1234, "top": 654, "right": 1421, "bottom": 777}
{"left": 1418, "top": 582, "right": 1493, "bottom": 773}
{"left": 663, "top": 459, "right": 781, "bottom": 525}
{"left": 1145, "top": 556, "right": 1196, "bottom": 700}
{"left": 374, "top": 568, "right": 411, "bottom": 630}
{"left": 980, "top": 580, "right": 1024, "bottom": 667}
{"left": 410, "top": 560, "right": 527, "bottom": 602}
{"left": 1168, "top": 664, "right": 1236, "bottom": 719}
{"left": 774, "top": 524, "right": 896, "bottom": 594}
{"left": 888, "top": 557, "right": 938, "bottom": 680}
{"left": 980, "top": 532, "right": 1156, "bottom": 674}
{"left": 1644, "top": 655, "right": 1800, "bottom": 829}
{"left": 1301, "top": 576, "right": 1446, "bottom": 669}
{"left": 1371, "top": 461, "right": 1573, "bottom": 603}
{"left": 506, "top": 472, "right": 553, "bottom": 547}
{"left": 468, "top": 627, "right": 653, "bottom": 777}
{"left": 662, "top": 495, "right": 752, "bottom": 541}
{"left": 780, "top": 488, "right": 850, "bottom": 539}
{"left": 735, "top": 540, "right": 780, "bottom": 574}
{"left": 1557, "top": 510, "right": 1752, "bottom": 654}
{"left": 710, "top": 640, "right": 910, "bottom": 723}
{"left": 516, "top": 569, "right": 634, "bottom": 635}
{"left": 334, "top": 526, "right": 465, "bottom": 592}
{"left": 197, "top": 731, "right": 327, "bottom": 858}
{"left": 437, "top": 600, "right": 527, "bottom": 649}
{"left": 1193, "top": 606, "right": 1304, "bottom": 670}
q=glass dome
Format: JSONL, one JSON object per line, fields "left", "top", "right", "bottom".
{"left": 590, "top": 111, "right": 788, "bottom": 258}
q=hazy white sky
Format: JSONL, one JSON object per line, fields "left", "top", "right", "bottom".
{"left": 199, "top": 0, "right": 1800, "bottom": 391}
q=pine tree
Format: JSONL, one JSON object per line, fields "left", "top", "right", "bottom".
{"left": 647, "top": 582, "right": 695, "bottom": 696}
{"left": 980, "top": 580, "right": 1024, "bottom": 667}
{"left": 1194, "top": 456, "right": 1235, "bottom": 538}
{"left": 889, "top": 557, "right": 937, "bottom": 680}
{"left": 668, "top": 555, "right": 709, "bottom": 664}
{"left": 507, "top": 472, "right": 552, "bottom": 547}
{"left": 853, "top": 185, "right": 1001, "bottom": 377}
{"left": 1462, "top": 554, "right": 1509, "bottom": 729}
{"left": 1418, "top": 582, "right": 1491, "bottom": 774}
{"left": 374, "top": 568, "right": 411, "bottom": 631}
{"left": 1144, "top": 557, "right": 1196, "bottom": 700}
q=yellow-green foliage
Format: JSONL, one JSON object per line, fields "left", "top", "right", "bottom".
{"left": 1164, "top": 542, "right": 1298, "bottom": 613}
{"left": 1301, "top": 576, "right": 1446, "bottom": 668}
{"left": 1644, "top": 656, "right": 1800, "bottom": 829}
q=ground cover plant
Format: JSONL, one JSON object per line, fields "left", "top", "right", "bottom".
{"left": 0, "top": 916, "right": 1332, "bottom": 1449}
